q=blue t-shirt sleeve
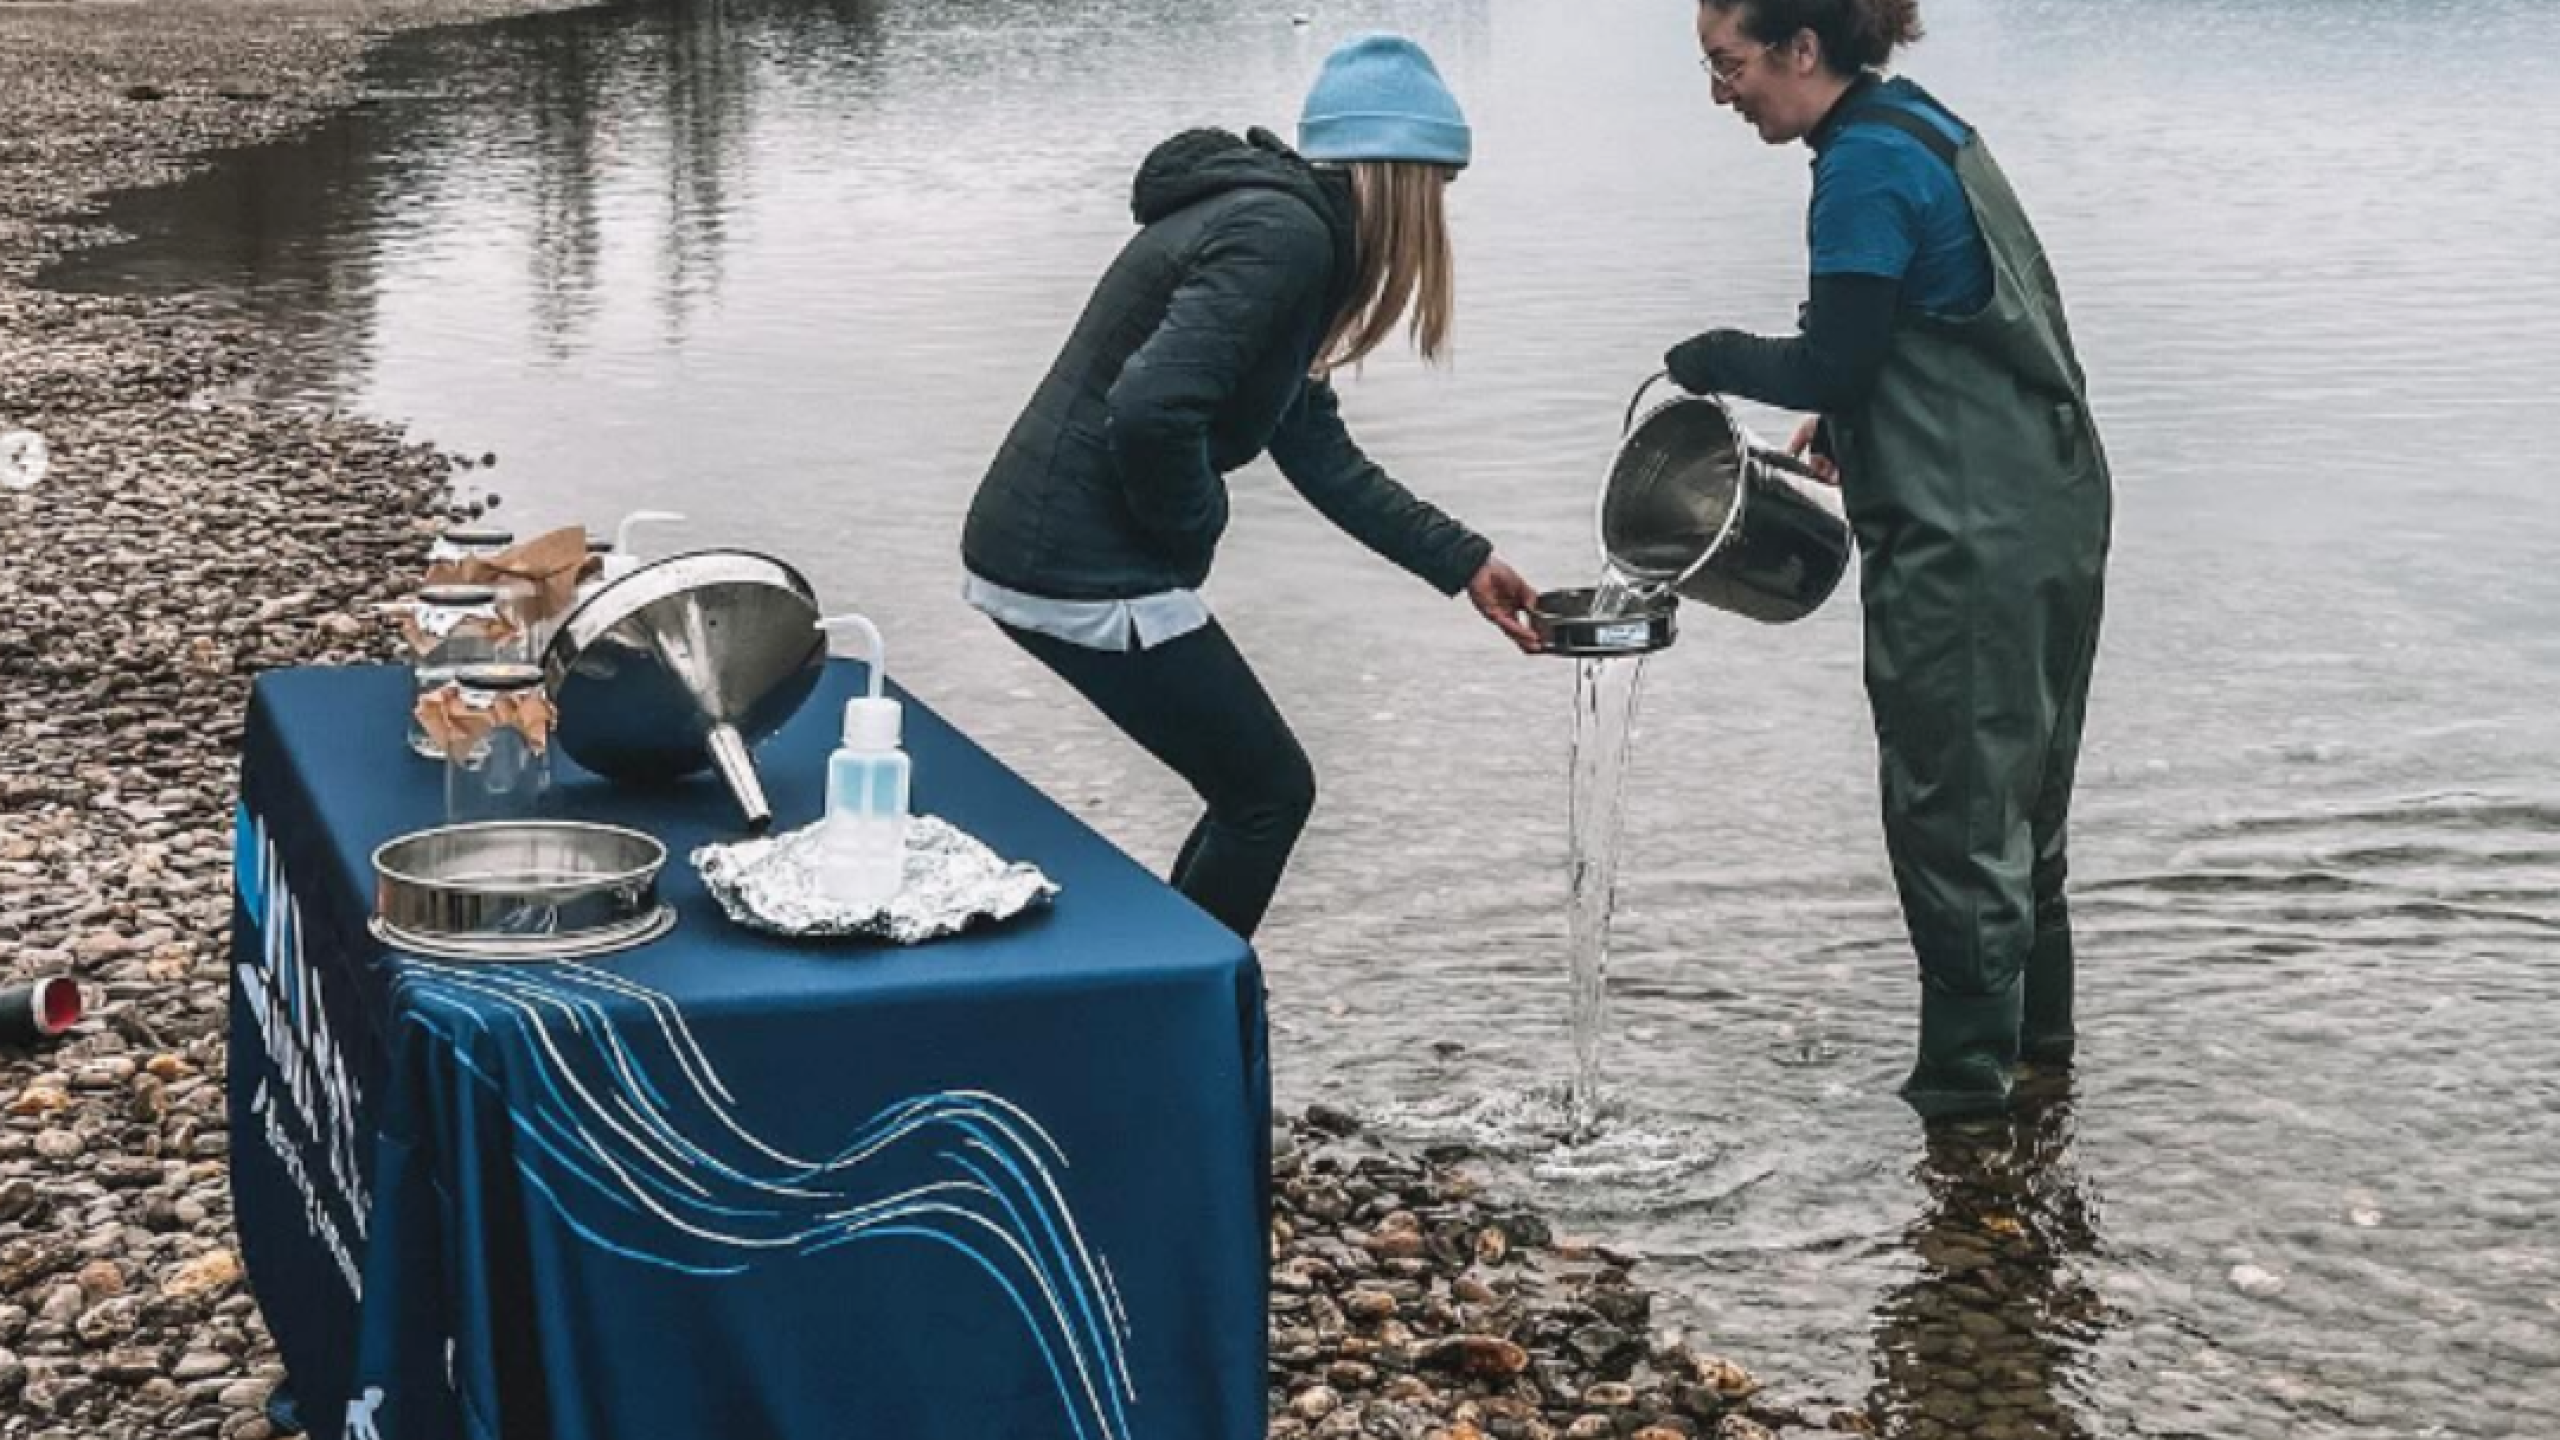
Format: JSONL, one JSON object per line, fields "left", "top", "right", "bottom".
{"left": 1807, "top": 130, "right": 1930, "bottom": 281}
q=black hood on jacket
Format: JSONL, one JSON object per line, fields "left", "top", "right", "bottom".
{"left": 964, "top": 124, "right": 1492, "bottom": 607}
{"left": 1131, "top": 126, "right": 1356, "bottom": 302}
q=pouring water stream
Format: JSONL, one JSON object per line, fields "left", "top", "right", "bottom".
{"left": 1562, "top": 563, "right": 1670, "bottom": 1139}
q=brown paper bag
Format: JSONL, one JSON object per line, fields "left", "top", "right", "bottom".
{"left": 414, "top": 685, "right": 559, "bottom": 761}
{"left": 422, "top": 526, "right": 600, "bottom": 629}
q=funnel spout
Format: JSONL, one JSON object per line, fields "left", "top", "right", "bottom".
{"left": 704, "top": 724, "right": 773, "bottom": 832}
{"left": 543, "top": 550, "right": 827, "bottom": 835}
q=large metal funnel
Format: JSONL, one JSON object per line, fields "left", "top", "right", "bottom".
{"left": 542, "top": 550, "right": 826, "bottom": 831}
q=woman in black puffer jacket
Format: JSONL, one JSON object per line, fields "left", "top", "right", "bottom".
{"left": 961, "top": 32, "right": 1539, "bottom": 941}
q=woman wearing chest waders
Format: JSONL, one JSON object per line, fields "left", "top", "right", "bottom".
{"left": 961, "top": 33, "right": 1543, "bottom": 942}
{"left": 1661, "top": 0, "right": 2113, "bottom": 1119}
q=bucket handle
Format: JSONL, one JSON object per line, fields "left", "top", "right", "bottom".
{"left": 1624, "top": 370, "right": 1833, "bottom": 487}
{"left": 1622, "top": 371, "right": 1682, "bottom": 437}
{"left": 1758, "top": 444, "right": 1830, "bottom": 485}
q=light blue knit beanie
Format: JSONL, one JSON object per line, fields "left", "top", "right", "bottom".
{"left": 1296, "top": 33, "right": 1472, "bottom": 169}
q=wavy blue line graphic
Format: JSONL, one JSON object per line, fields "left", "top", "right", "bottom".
{"left": 385, "top": 960, "right": 1140, "bottom": 1440}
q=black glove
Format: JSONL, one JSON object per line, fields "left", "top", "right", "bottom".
{"left": 1662, "top": 331, "right": 1730, "bottom": 395}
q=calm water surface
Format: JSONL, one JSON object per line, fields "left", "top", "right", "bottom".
{"left": 42, "top": 0, "right": 2560, "bottom": 1434}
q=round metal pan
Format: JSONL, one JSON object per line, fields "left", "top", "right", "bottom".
{"left": 1531, "top": 587, "right": 1679, "bottom": 657}
{"left": 371, "top": 905, "right": 676, "bottom": 964}
{"left": 372, "top": 821, "right": 671, "bottom": 961}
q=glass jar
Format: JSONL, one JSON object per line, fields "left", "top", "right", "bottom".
{"left": 427, "top": 524, "right": 515, "bottom": 567}
{"left": 406, "top": 584, "right": 507, "bottom": 758}
{"left": 441, "top": 662, "right": 553, "bottom": 825}
{"left": 426, "top": 524, "right": 540, "bottom": 647}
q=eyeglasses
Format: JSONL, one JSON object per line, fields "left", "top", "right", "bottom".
{"left": 1698, "top": 40, "right": 1779, "bottom": 87}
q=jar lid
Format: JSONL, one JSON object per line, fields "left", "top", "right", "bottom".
{"left": 416, "top": 583, "right": 500, "bottom": 606}
{"left": 452, "top": 662, "right": 546, "bottom": 694}
{"left": 440, "top": 525, "right": 515, "bottom": 549}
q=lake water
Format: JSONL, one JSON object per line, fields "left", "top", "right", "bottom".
{"left": 42, "top": 0, "right": 2560, "bottom": 1434}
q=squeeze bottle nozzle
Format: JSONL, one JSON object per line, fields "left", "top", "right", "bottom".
{"left": 600, "top": 510, "right": 687, "bottom": 581}
{"left": 815, "top": 615, "right": 899, "bottom": 750}
{"left": 614, "top": 509, "right": 687, "bottom": 556}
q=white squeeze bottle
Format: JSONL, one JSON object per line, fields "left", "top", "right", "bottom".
{"left": 814, "top": 615, "right": 909, "bottom": 910}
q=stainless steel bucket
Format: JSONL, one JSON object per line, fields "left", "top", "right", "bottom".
{"left": 1598, "top": 373, "right": 1852, "bottom": 625}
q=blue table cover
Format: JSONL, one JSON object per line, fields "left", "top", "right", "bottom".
{"left": 228, "top": 664, "right": 1269, "bottom": 1440}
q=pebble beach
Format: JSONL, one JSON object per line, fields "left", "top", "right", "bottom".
{"left": 0, "top": 3, "right": 1859, "bottom": 1436}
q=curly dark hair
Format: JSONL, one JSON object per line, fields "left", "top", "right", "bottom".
{"left": 1701, "top": 0, "right": 1924, "bottom": 74}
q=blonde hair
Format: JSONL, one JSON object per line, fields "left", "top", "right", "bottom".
{"left": 1312, "top": 161, "right": 1457, "bottom": 378}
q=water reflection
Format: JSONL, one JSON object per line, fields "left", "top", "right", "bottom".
{"left": 42, "top": 0, "right": 891, "bottom": 398}
{"left": 519, "top": 17, "right": 608, "bottom": 358}
{"left": 68, "top": 108, "right": 390, "bottom": 395}
{"left": 648, "top": 0, "right": 749, "bottom": 338}
{"left": 1867, "top": 1081, "right": 2104, "bottom": 1440}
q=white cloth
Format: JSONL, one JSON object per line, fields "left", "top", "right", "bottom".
{"left": 962, "top": 572, "right": 1211, "bottom": 652}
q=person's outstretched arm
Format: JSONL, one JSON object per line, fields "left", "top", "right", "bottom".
{"left": 1661, "top": 270, "right": 1900, "bottom": 412}
{"left": 1266, "top": 379, "right": 1541, "bottom": 650}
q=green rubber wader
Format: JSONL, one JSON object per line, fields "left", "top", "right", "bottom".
{"left": 1824, "top": 113, "right": 2114, "bottom": 1119}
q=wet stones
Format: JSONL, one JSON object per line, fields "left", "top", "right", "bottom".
{"left": 1420, "top": 1334, "right": 1532, "bottom": 1381}
{"left": 1306, "top": 1102, "right": 1365, "bottom": 1137}
{"left": 1291, "top": 1383, "right": 1344, "bottom": 1420}
{"left": 1, "top": 1, "right": 591, "bottom": 1437}
{"left": 1266, "top": 1111, "right": 1821, "bottom": 1440}
{"left": 0, "top": 1238, "right": 79, "bottom": 1294}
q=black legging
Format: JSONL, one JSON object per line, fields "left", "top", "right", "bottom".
{"left": 996, "top": 619, "right": 1315, "bottom": 940}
